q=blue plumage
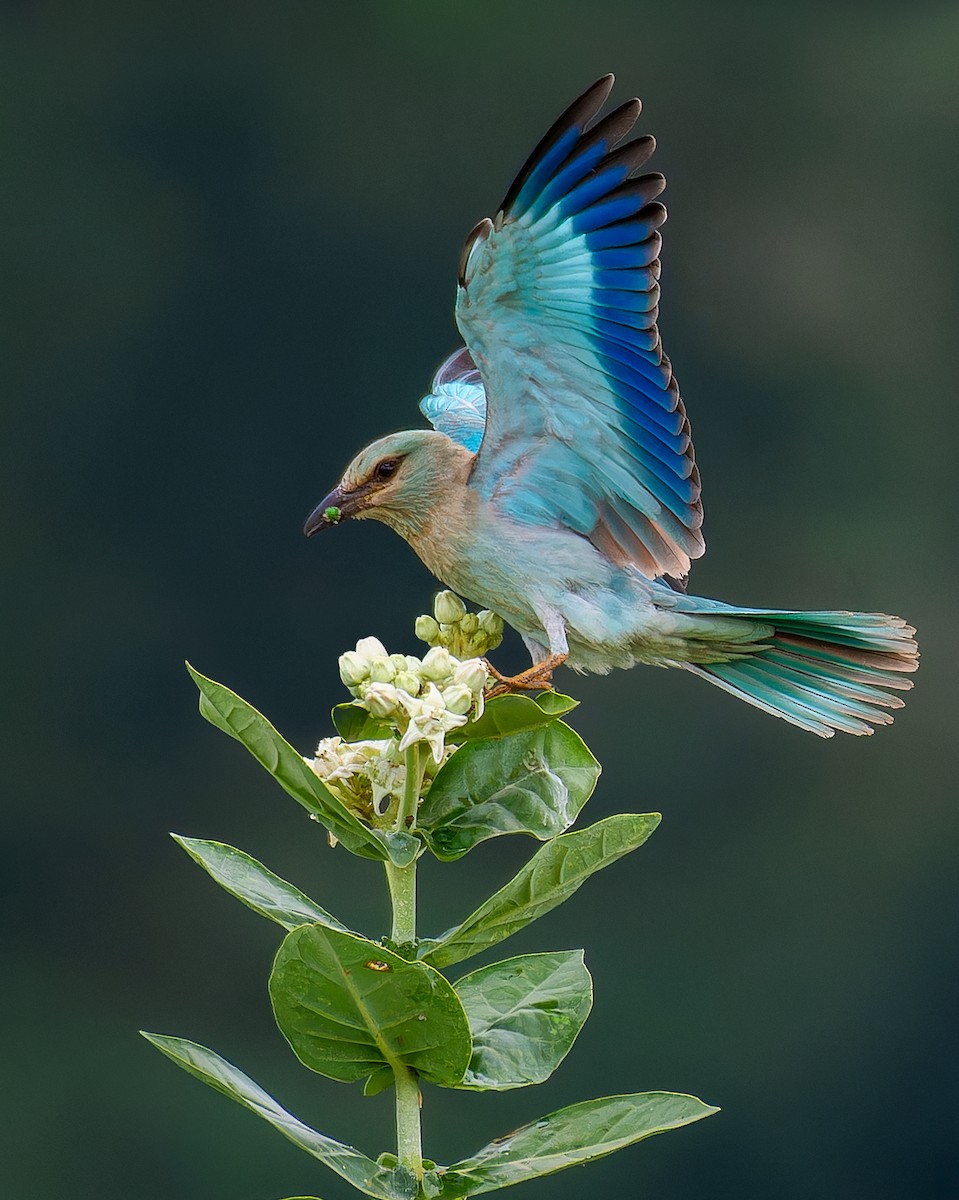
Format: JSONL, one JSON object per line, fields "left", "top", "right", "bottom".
{"left": 309, "top": 75, "right": 918, "bottom": 736}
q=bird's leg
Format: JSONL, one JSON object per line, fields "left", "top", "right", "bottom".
{"left": 485, "top": 653, "right": 568, "bottom": 698}
{"left": 485, "top": 607, "right": 569, "bottom": 697}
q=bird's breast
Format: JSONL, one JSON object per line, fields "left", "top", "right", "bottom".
{"left": 407, "top": 505, "right": 622, "bottom": 635}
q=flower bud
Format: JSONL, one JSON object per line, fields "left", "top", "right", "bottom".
{"left": 389, "top": 653, "right": 410, "bottom": 671}
{"left": 460, "top": 613, "right": 479, "bottom": 635}
{"left": 393, "top": 671, "right": 421, "bottom": 696}
{"left": 420, "top": 646, "right": 455, "bottom": 682}
{"left": 479, "top": 610, "right": 504, "bottom": 637}
{"left": 434, "top": 591, "right": 467, "bottom": 625}
{"left": 441, "top": 684, "right": 473, "bottom": 715}
{"left": 453, "top": 659, "right": 488, "bottom": 695}
{"left": 414, "top": 615, "right": 441, "bottom": 644}
{"left": 338, "top": 651, "right": 369, "bottom": 688}
{"left": 364, "top": 682, "right": 400, "bottom": 719}
{"left": 368, "top": 656, "right": 397, "bottom": 683}
{"left": 355, "top": 636, "right": 388, "bottom": 662}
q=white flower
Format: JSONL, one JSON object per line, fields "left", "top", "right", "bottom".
{"left": 364, "top": 742, "right": 408, "bottom": 815}
{"left": 308, "top": 736, "right": 354, "bottom": 782}
{"left": 397, "top": 683, "right": 469, "bottom": 762}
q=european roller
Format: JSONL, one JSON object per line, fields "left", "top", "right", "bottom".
{"left": 305, "top": 75, "right": 918, "bottom": 737}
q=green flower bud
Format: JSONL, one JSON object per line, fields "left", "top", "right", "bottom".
{"left": 460, "top": 613, "right": 479, "bottom": 635}
{"left": 414, "top": 614, "right": 441, "bottom": 645}
{"left": 389, "top": 653, "right": 410, "bottom": 671}
{"left": 441, "top": 684, "right": 473, "bottom": 715}
{"left": 368, "top": 656, "right": 397, "bottom": 684}
{"left": 434, "top": 591, "right": 467, "bottom": 625}
{"left": 394, "top": 671, "right": 421, "bottom": 696}
{"left": 420, "top": 646, "right": 454, "bottom": 682}
{"left": 478, "top": 609, "right": 504, "bottom": 637}
{"left": 338, "top": 651, "right": 369, "bottom": 688}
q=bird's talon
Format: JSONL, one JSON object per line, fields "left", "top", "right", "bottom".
{"left": 482, "top": 654, "right": 567, "bottom": 697}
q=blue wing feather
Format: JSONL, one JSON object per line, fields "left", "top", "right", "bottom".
{"left": 452, "top": 76, "right": 704, "bottom": 578}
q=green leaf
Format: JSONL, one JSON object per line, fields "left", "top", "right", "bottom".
{"left": 363, "top": 1066, "right": 395, "bottom": 1097}
{"left": 332, "top": 703, "right": 393, "bottom": 743}
{"left": 453, "top": 952, "right": 592, "bottom": 1091}
{"left": 171, "top": 835, "right": 349, "bottom": 933}
{"left": 140, "top": 1032, "right": 416, "bottom": 1200}
{"left": 418, "top": 724, "right": 600, "bottom": 860}
{"left": 452, "top": 692, "right": 578, "bottom": 743}
{"left": 186, "top": 665, "right": 418, "bottom": 867}
{"left": 270, "top": 924, "right": 472, "bottom": 1087}
{"left": 421, "top": 813, "right": 661, "bottom": 969}
{"left": 441, "top": 1092, "right": 719, "bottom": 1195}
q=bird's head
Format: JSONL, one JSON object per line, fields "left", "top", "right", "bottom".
{"left": 303, "top": 429, "right": 469, "bottom": 541}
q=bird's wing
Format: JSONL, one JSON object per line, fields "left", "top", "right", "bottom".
{"left": 455, "top": 74, "right": 703, "bottom": 580}
{"left": 419, "top": 347, "right": 488, "bottom": 453}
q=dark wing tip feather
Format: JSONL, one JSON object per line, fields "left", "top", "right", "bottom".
{"left": 570, "top": 99, "right": 643, "bottom": 160}
{"left": 458, "top": 218, "right": 493, "bottom": 287}
{"left": 500, "top": 75, "right": 616, "bottom": 214}
{"left": 605, "top": 134, "right": 657, "bottom": 176}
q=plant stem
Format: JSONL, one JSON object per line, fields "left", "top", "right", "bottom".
{"left": 393, "top": 1063, "right": 424, "bottom": 1181}
{"left": 394, "top": 742, "right": 425, "bottom": 842}
{"left": 385, "top": 744, "right": 427, "bottom": 1180}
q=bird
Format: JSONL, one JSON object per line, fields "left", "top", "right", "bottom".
{"left": 304, "top": 75, "right": 918, "bottom": 737}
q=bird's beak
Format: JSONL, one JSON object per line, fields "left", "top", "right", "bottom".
{"left": 303, "top": 485, "right": 354, "bottom": 536}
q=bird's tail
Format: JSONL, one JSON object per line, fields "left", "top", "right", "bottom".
{"left": 681, "top": 608, "right": 918, "bottom": 737}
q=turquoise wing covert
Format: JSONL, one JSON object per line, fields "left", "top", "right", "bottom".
{"left": 455, "top": 75, "right": 704, "bottom": 580}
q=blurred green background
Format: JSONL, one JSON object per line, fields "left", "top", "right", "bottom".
{"left": 4, "top": 2, "right": 957, "bottom": 1197}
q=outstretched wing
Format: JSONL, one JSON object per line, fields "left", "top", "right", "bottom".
{"left": 456, "top": 75, "right": 703, "bottom": 579}
{"left": 419, "top": 347, "right": 487, "bottom": 453}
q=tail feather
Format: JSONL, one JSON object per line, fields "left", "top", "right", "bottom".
{"left": 682, "top": 609, "right": 918, "bottom": 737}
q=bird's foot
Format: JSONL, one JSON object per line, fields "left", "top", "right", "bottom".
{"left": 484, "top": 654, "right": 568, "bottom": 699}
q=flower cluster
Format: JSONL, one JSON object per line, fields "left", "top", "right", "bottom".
{"left": 337, "top": 635, "right": 488, "bottom": 764}
{"left": 414, "top": 591, "right": 503, "bottom": 659}
{"left": 307, "top": 736, "right": 410, "bottom": 820}
{"left": 304, "top": 597, "right": 499, "bottom": 832}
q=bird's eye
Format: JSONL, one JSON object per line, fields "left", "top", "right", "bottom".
{"left": 375, "top": 460, "right": 398, "bottom": 480}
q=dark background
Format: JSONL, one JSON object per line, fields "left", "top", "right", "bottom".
{"left": 4, "top": 3, "right": 957, "bottom": 1197}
